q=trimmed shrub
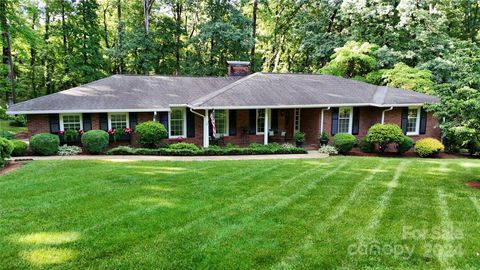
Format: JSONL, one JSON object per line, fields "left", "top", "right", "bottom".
{"left": 11, "top": 140, "right": 28, "bottom": 157}
{"left": 29, "top": 133, "right": 60, "bottom": 156}
{"left": 57, "top": 145, "right": 82, "bottom": 156}
{"left": 318, "top": 145, "right": 338, "bottom": 155}
{"left": 0, "top": 130, "right": 14, "bottom": 140}
{"left": 366, "top": 124, "right": 404, "bottom": 153}
{"left": 0, "top": 137, "right": 14, "bottom": 165}
{"left": 9, "top": 115, "right": 26, "bottom": 127}
{"left": 333, "top": 133, "right": 356, "bottom": 154}
{"left": 396, "top": 136, "right": 414, "bottom": 155}
{"left": 359, "top": 136, "right": 375, "bottom": 153}
{"left": 106, "top": 146, "right": 137, "bottom": 155}
{"left": 81, "top": 130, "right": 109, "bottom": 154}
{"left": 415, "top": 138, "right": 445, "bottom": 158}
{"left": 135, "top": 121, "right": 168, "bottom": 148}
{"left": 168, "top": 142, "right": 200, "bottom": 151}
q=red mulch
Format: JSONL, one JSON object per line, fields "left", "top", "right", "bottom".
{"left": 466, "top": 181, "right": 480, "bottom": 189}
{"left": 0, "top": 162, "right": 27, "bottom": 176}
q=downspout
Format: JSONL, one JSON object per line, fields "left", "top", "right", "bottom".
{"left": 381, "top": 106, "right": 394, "bottom": 124}
{"left": 320, "top": 107, "right": 331, "bottom": 133}
{"left": 153, "top": 111, "right": 157, "bottom": 121}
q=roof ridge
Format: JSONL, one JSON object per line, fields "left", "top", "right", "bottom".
{"left": 115, "top": 74, "right": 235, "bottom": 79}
{"left": 189, "top": 73, "right": 260, "bottom": 107}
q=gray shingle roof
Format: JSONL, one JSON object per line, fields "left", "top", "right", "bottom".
{"left": 7, "top": 75, "right": 238, "bottom": 114}
{"left": 189, "top": 73, "right": 438, "bottom": 109}
{"left": 7, "top": 72, "right": 438, "bottom": 114}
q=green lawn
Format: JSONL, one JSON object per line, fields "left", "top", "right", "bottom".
{"left": 1, "top": 157, "right": 479, "bottom": 269}
{"left": 0, "top": 119, "right": 27, "bottom": 134}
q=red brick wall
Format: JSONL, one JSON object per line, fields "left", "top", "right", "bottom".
{"left": 27, "top": 115, "right": 50, "bottom": 135}
{"left": 383, "top": 107, "right": 441, "bottom": 141}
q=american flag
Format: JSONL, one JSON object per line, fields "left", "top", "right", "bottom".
{"left": 210, "top": 110, "right": 216, "bottom": 138}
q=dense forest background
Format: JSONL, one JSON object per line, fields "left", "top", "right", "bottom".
{"left": 1, "top": 0, "right": 479, "bottom": 150}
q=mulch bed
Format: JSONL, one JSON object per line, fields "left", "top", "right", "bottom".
{"left": 0, "top": 161, "right": 28, "bottom": 176}
{"left": 466, "top": 181, "right": 480, "bottom": 189}
{"left": 348, "top": 148, "right": 469, "bottom": 159}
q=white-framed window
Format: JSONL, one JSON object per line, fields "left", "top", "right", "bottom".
{"left": 60, "top": 113, "right": 83, "bottom": 131}
{"left": 214, "top": 109, "right": 229, "bottom": 137}
{"left": 169, "top": 108, "right": 186, "bottom": 138}
{"left": 294, "top": 108, "right": 301, "bottom": 132}
{"left": 256, "top": 109, "right": 271, "bottom": 134}
{"left": 406, "top": 107, "right": 420, "bottom": 135}
{"left": 108, "top": 113, "right": 129, "bottom": 130}
{"left": 338, "top": 107, "right": 353, "bottom": 134}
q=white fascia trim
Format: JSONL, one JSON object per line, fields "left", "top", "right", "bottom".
{"left": 6, "top": 108, "right": 171, "bottom": 115}
{"left": 189, "top": 103, "right": 427, "bottom": 110}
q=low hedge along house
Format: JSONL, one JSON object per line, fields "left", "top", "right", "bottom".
{"left": 7, "top": 61, "right": 440, "bottom": 148}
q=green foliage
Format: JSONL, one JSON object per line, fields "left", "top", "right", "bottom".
{"left": 135, "top": 121, "right": 167, "bottom": 148}
{"left": 359, "top": 137, "right": 375, "bottom": 153}
{"left": 81, "top": 130, "right": 109, "bottom": 154}
{"left": 168, "top": 143, "right": 200, "bottom": 151}
{"left": 57, "top": 145, "right": 82, "bottom": 156}
{"left": 0, "top": 130, "right": 14, "bottom": 140}
{"left": 64, "top": 129, "right": 78, "bottom": 142}
{"left": 294, "top": 131, "right": 306, "bottom": 142}
{"left": 396, "top": 136, "right": 414, "bottom": 155}
{"left": 107, "top": 143, "right": 307, "bottom": 156}
{"left": 29, "top": 133, "right": 60, "bottom": 156}
{"left": 11, "top": 140, "right": 28, "bottom": 157}
{"left": 318, "top": 145, "right": 338, "bottom": 155}
{"left": 321, "top": 41, "right": 379, "bottom": 78}
{"left": 333, "top": 133, "right": 356, "bottom": 154}
{"left": 8, "top": 115, "right": 26, "bottom": 127}
{"left": 0, "top": 106, "right": 6, "bottom": 119}
{"left": 365, "top": 124, "right": 405, "bottom": 153}
{"left": 0, "top": 137, "right": 14, "bottom": 161}
{"left": 414, "top": 138, "right": 445, "bottom": 158}
{"left": 380, "top": 63, "right": 434, "bottom": 93}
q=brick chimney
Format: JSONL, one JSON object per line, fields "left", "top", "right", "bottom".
{"left": 227, "top": 61, "right": 250, "bottom": 76}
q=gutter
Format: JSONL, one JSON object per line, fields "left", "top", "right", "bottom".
{"left": 381, "top": 106, "right": 394, "bottom": 124}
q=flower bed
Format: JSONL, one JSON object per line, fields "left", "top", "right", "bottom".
{"left": 107, "top": 143, "right": 307, "bottom": 156}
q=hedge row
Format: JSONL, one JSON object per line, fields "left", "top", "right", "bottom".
{"left": 107, "top": 145, "right": 307, "bottom": 156}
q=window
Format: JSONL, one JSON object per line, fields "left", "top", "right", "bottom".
{"left": 60, "top": 114, "right": 82, "bottom": 131}
{"left": 169, "top": 108, "right": 186, "bottom": 138}
{"left": 214, "top": 109, "right": 229, "bottom": 137}
{"left": 294, "top": 108, "right": 301, "bottom": 132}
{"left": 407, "top": 107, "right": 420, "bottom": 135}
{"left": 256, "top": 109, "right": 265, "bottom": 134}
{"left": 109, "top": 113, "right": 129, "bottom": 130}
{"left": 338, "top": 107, "right": 353, "bottom": 133}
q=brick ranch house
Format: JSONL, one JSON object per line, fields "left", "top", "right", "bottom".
{"left": 7, "top": 61, "right": 440, "bottom": 148}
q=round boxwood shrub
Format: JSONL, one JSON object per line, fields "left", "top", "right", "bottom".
{"left": 81, "top": 130, "right": 109, "bottom": 154}
{"left": 0, "top": 137, "right": 14, "bottom": 165}
{"left": 414, "top": 138, "right": 445, "bottom": 158}
{"left": 359, "top": 136, "right": 375, "bottom": 153}
{"left": 366, "top": 123, "right": 404, "bottom": 153}
{"left": 0, "top": 130, "right": 14, "bottom": 140}
{"left": 333, "top": 133, "right": 356, "bottom": 154}
{"left": 169, "top": 142, "right": 200, "bottom": 151}
{"left": 135, "top": 121, "right": 168, "bottom": 148}
{"left": 29, "top": 133, "right": 60, "bottom": 156}
{"left": 11, "top": 140, "right": 28, "bottom": 157}
{"left": 396, "top": 136, "right": 414, "bottom": 155}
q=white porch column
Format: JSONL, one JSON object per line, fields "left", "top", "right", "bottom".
{"left": 203, "top": 109, "right": 209, "bottom": 148}
{"left": 264, "top": 108, "right": 269, "bottom": 145}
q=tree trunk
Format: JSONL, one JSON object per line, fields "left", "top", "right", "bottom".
{"left": 61, "top": 0, "right": 69, "bottom": 88}
{"left": 45, "top": 4, "right": 53, "bottom": 94}
{"left": 173, "top": 1, "right": 182, "bottom": 75}
{"left": 117, "top": 0, "right": 123, "bottom": 74}
{"left": 30, "top": 11, "right": 38, "bottom": 98}
{"left": 250, "top": 0, "right": 258, "bottom": 72}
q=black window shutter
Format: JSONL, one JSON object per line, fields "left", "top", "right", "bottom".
{"left": 229, "top": 110, "right": 237, "bottom": 136}
{"left": 249, "top": 109, "right": 256, "bottom": 135}
{"left": 49, "top": 114, "right": 60, "bottom": 133}
{"left": 208, "top": 110, "right": 214, "bottom": 137}
{"left": 99, "top": 113, "right": 108, "bottom": 131}
{"left": 159, "top": 112, "right": 169, "bottom": 133}
{"left": 401, "top": 108, "right": 408, "bottom": 134}
{"left": 129, "top": 112, "right": 137, "bottom": 129}
{"left": 186, "top": 109, "right": 195, "bottom": 138}
{"left": 271, "top": 109, "right": 278, "bottom": 133}
{"left": 331, "top": 108, "right": 339, "bottom": 136}
{"left": 352, "top": 107, "right": 360, "bottom": 135}
{"left": 82, "top": 113, "right": 92, "bottom": 131}
{"left": 419, "top": 108, "right": 427, "bottom": 134}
